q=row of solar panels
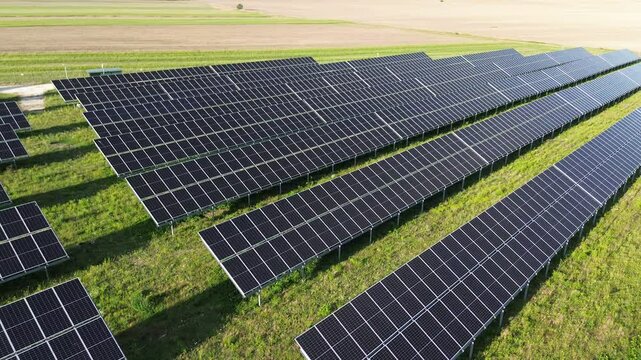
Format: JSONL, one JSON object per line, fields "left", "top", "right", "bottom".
{"left": 0, "top": 102, "right": 30, "bottom": 165}
{"left": 296, "top": 108, "right": 641, "bottom": 360}
{"left": 129, "top": 50, "right": 636, "bottom": 226}
{"left": 52, "top": 47, "right": 640, "bottom": 228}
{"left": 200, "top": 63, "right": 641, "bottom": 298}
{"left": 93, "top": 50, "right": 605, "bottom": 177}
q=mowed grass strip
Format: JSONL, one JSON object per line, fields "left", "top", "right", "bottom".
{"left": 0, "top": 42, "right": 566, "bottom": 85}
{"left": 0, "top": 45, "right": 639, "bottom": 359}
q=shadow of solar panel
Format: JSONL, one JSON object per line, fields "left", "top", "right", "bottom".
{"left": 0, "top": 202, "right": 68, "bottom": 284}
{"left": 0, "top": 278, "right": 126, "bottom": 360}
{"left": 199, "top": 65, "right": 641, "bottom": 297}
{"left": 0, "top": 124, "right": 28, "bottom": 164}
{"left": 297, "top": 109, "right": 641, "bottom": 360}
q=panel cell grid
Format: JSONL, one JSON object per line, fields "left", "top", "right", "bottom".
{"left": 0, "top": 202, "right": 68, "bottom": 284}
{"left": 0, "top": 124, "right": 28, "bottom": 164}
{"left": 0, "top": 102, "right": 30, "bottom": 131}
{"left": 0, "top": 279, "right": 126, "bottom": 360}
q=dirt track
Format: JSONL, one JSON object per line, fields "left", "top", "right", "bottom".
{"left": 0, "top": 23, "right": 481, "bottom": 52}
{"left": 209, "top": 0, "right": 641, "bottom": 52}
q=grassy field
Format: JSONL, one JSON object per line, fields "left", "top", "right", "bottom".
{"left": 1, "top": 44, "right": 641, "bottom": 360}
{"left": 0, "top": 42, "right": 572, "bottom": 85}
{"left": 0, "top": 1, "right": 344, "bottom": 27}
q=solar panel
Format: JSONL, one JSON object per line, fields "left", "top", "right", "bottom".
{"left": 92, "top": 53, "right": 593, "bottom": 177}
{"left": 53, "top": 57, "right": 318, "bottom": 102}
{"left": 0, "top": 183, "right": 10, "bottom": 208}
{"left": 296, "top": 109, "right": 641, "bottom": 360}
{"left": 0, "top": 102, "right": 30, "bottom": 131}
{"left": 198, "top": 66, "right": 641, "bottom": 297}
{"left": 0, "top": 278, "right": 126, "bottom": 359}
{"left": 127, "top": 53, "right": 639, "bottom": 227}
{"left": 0, "top": 202, "right": 68, "bottom": 284}
{"left": 0, "top": 124, "right": 28, "bottom": 164}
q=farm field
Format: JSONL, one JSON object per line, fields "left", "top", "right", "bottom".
{"left": 211, "top": 0, "right": 641, "bottom": 52}
{"left": 0, "top": 0, "right": 482, "bottom": 53}
{"left": 1, "top": 44, "right": 641, "bottom": 360}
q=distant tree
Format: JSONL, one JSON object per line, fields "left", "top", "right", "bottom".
{"left": 237, "top": 3, "right": 244, "bottom": 10}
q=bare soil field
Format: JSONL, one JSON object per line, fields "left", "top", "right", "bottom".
{"left": 209, "top": 0, "right": 641, "bottom": 52}
{"left": 0, "top": 23, "right": 483, "bottom": 52}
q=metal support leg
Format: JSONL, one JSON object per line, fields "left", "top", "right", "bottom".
{"left": 338, "top": 245, "right": 341, "bottom": 261}
{"left": 579, "top": 226, "right": 584, "bottom": 238}
{"left": 442, "top": 190, "right": 446, "bottom": 201}
{"left": 171, "top": 224, "right": 174, "bottom": 237}
{"left": 499, "top": 309, "right": 505, "bottom": 327}
{"left": 247, "top": 194, "right": 251, "bottom": 206}
{"left": 593, "top": 213, "right": 598, "bottom": 226}
{"left": 468, "top": 342, "right": 474, "bottom": 360}
{"left": 462, "top": 177, "right": 466, "bottom": 190}
{"left": 563, "top": 241, "right": 569, "bottom": 256}
{"left": 369, "top": 229, "right": 373, "bottom": 244}
{"left": 545, "top": 262, "right": 550, "bottom": 277}
{"left": 258, "top": 291, "right": 262, "bottom": 307}
{"left": 421, "top": 200, "right": 425, "bottom": 212}
{"left": 279, "top": 183, "right": 283, "bottom": 194}
{"left": 523, "top": 283, "right": 529, "bottom": 300}
{"left": 397, "top": 213, "right": 400, "bottom": 226}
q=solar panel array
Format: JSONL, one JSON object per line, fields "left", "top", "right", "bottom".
{"left": 129, "top": 50, "right": 637, "bottom": 226}
{"left": 0, "top": 124, "right": 28, "bottom": 164}
{"left": 0, "top": 183, "right": 10, "bottom": 208}
{"left": 0, "top": 278, "right": 126, "bottom": 360}
{"left": 296, "top": 108, "right": 641, "bottom": 360}
{"left": 0, "top": 202, "right": 68, "bottom": 284}
{"left": 0, "top": 102, "right": 29, "bottom": 132}
{"left": 91, "top": 51, "right": 584, "bottom": 177}
{"left": 199, "top": 64, "right": 641, "bottom": 297}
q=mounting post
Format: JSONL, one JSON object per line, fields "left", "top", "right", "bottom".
{"left": 462, "top": 177, "right": 466, "bottom": 190}
{"left": 279, "top": 183, "right": 283, "bottom": 194}
{"left": 247, "top": 194, "right": 251, "bottom": 206}
{"left": 369, "top": 229, "right": 373, "bottom": 244}
{"left": 442, "top": 189, "right": 446, "bottom": 201}
{"left": 468, "top": 342, "right": 474, "bottom": 360}
{"left": 421, "top": 200, "right": 425, "bottom": 212}
{"left": 338, "top": 245, "right": 341, "bottom": 261}
{"left": 171, "top": 224, "right": 174, "bottom": 237}
{"left": 499, "top": 309, "right": 505, "bottom": 327}
{"left": 545, "top": 262, "right": 550, "bottom": 277}
{"left": 397, "top": 213, "right": 400, "bottom": 226}
{"left": 579, "top": 226, "right": 584, "bottom": 238}
{"left": 523, "top": 283, "right": 529, "bottom": 300}
{"left": 258, "top": 291, "right": 262, "bottom": 307}
{"left": 563, "top": 241, "right": 569, "bottom": 256}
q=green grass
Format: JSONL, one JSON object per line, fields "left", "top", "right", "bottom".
{"left": 0, "top": 1, "right": 345, "bottom": 28}
{"left": 1, "top": 44, "right": 640, "bottom": 359}
{"left": 0, "top": 42, "right": 571, "bottom": 85}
